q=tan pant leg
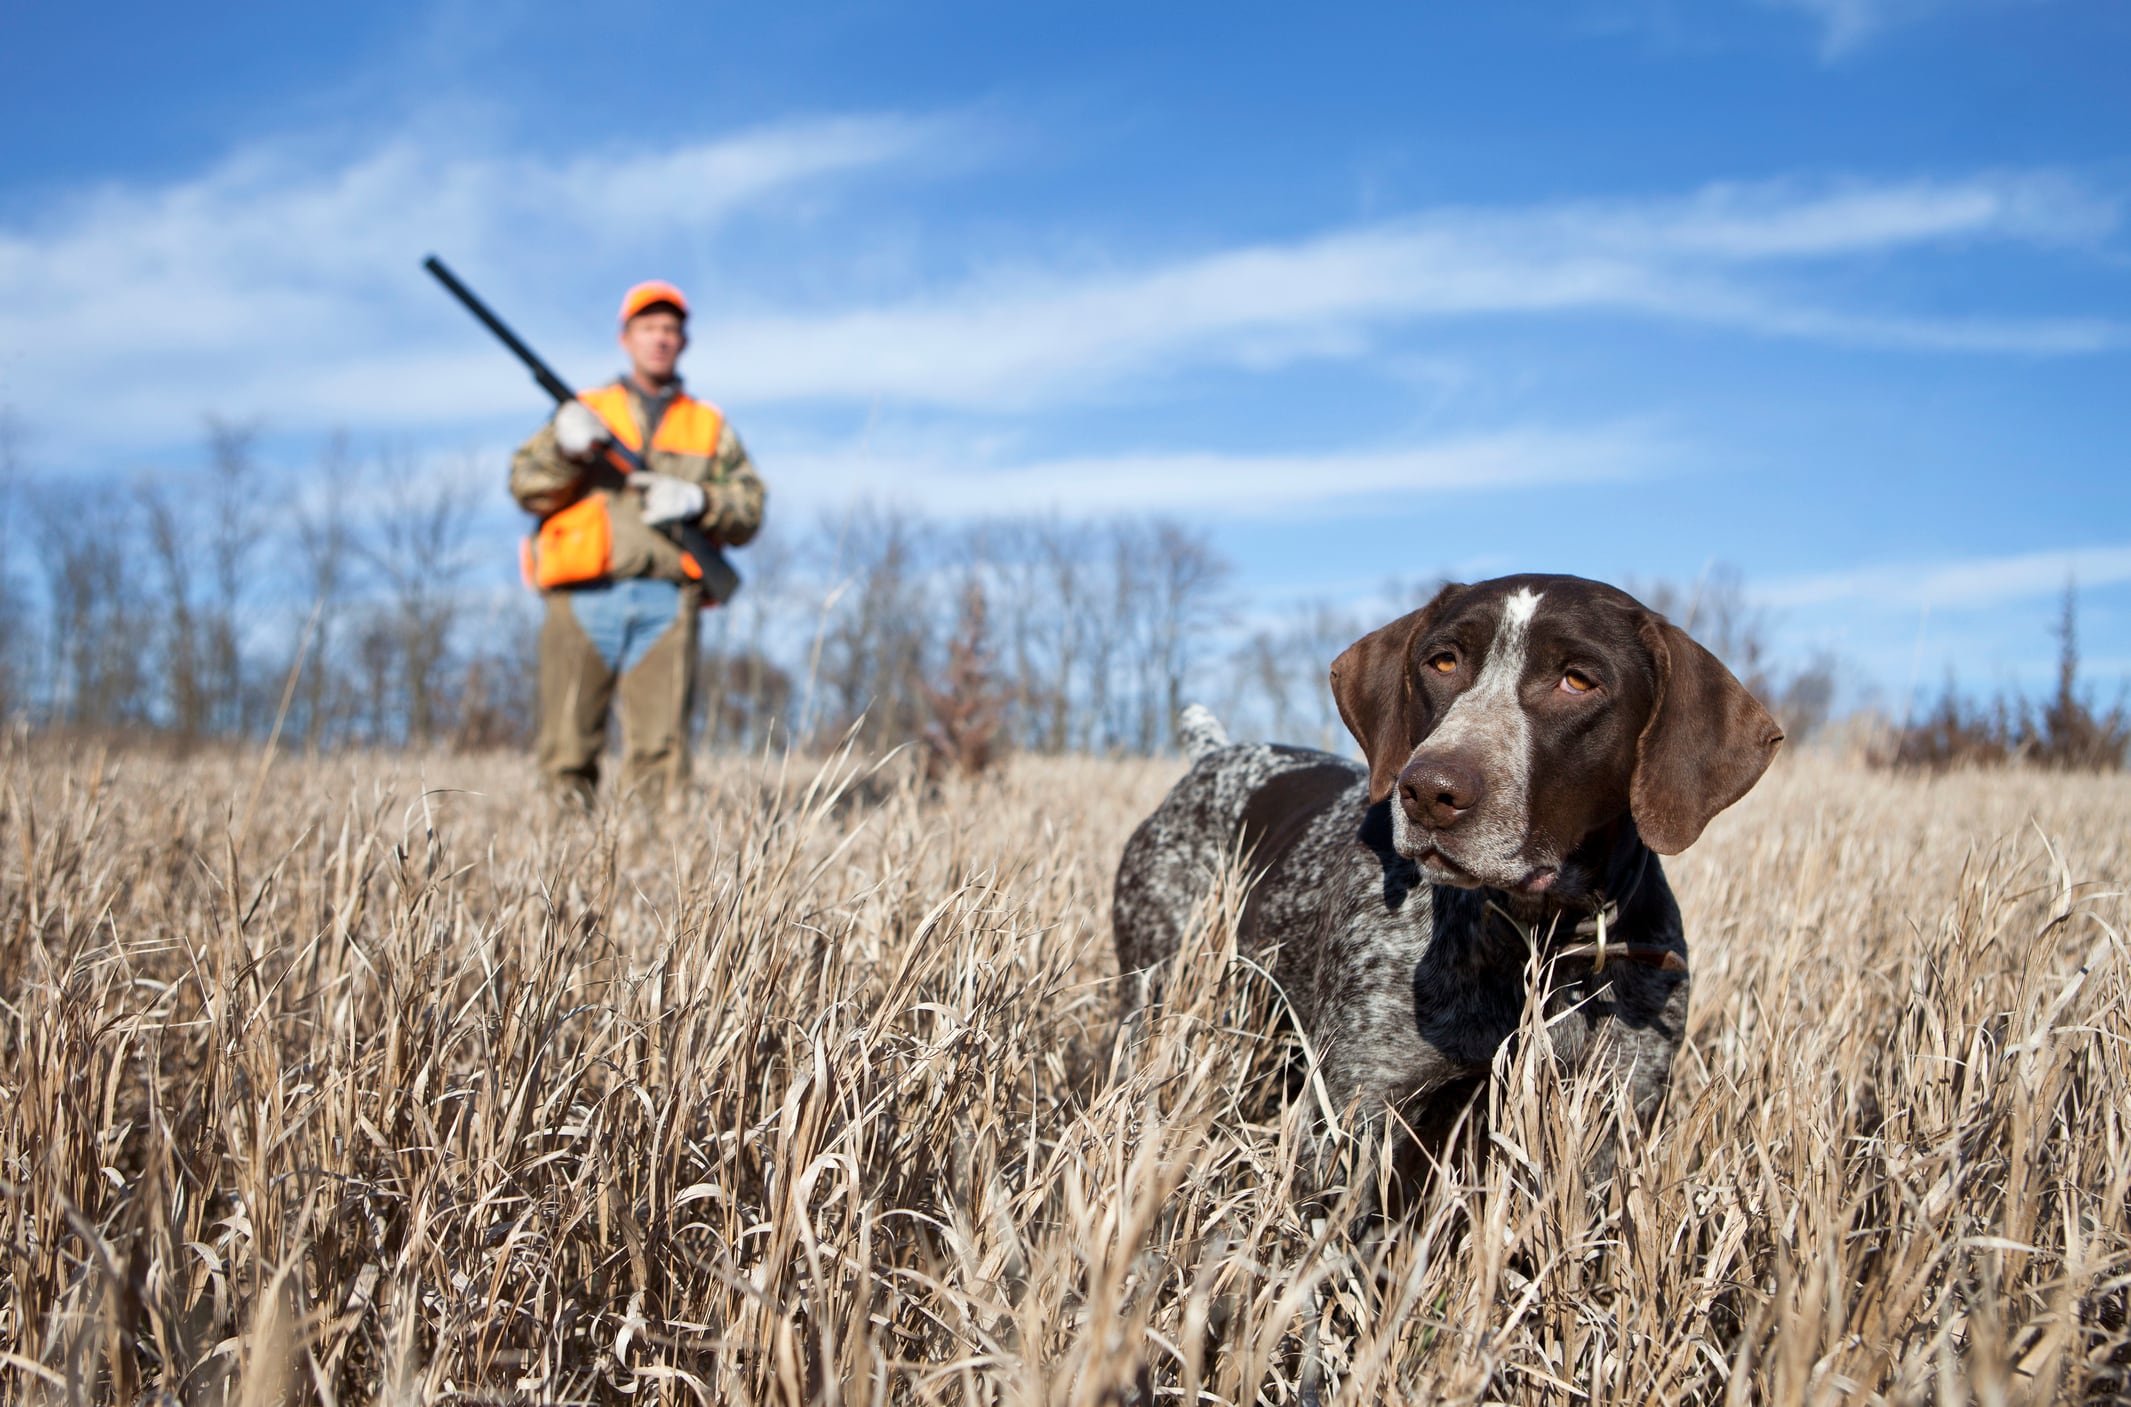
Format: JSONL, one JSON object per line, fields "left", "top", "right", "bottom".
{"left": 616, "top": 597, "right": 698, "bottom": 806}
{"left": 538, "top": 594, "right": 617, "bottom": 802}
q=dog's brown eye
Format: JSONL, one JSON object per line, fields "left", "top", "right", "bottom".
{"left": 1428, "top": 653, "right": 1457, "bottom": 674}
{"left": 1561, "top": 670, "right": 1597, "bottom": 694}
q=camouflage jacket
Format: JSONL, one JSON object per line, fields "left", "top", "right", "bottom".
{"left": 509, "top": 378, "right": 766, "bottom": 597}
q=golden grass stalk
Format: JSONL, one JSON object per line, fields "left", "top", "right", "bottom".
{"left": 1, "top": 735, "right": 2125, "bottom": 1402}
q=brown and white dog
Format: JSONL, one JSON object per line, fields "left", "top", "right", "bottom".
{"left": 1112, "top": 574, "right": 1782, "bottom": 1190}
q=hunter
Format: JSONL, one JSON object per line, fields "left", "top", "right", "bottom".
{"left": 510, "top": 279, "right": 765, "bottom": 808}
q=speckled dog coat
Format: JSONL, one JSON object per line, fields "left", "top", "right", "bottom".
{"left": 1113, "top": 574, "right": 1784, "bottom": 1187}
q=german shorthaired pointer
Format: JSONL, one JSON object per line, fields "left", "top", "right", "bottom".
{"left": 1113, "top": 574, "right": 1782, "bottom": 1189}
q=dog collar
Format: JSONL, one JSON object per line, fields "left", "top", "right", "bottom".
{"left": 1556, "top": 846, "right": 1681, "bottom": 973}
{"left": 1483, "top": 873, "right": 1687, "bottom": 977}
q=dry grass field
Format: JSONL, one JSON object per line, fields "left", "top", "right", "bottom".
{"left": 2, "top": 729, "right": 2128, "bottom": 1404}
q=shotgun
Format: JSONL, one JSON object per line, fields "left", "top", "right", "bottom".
{"left": 422, "top": 254, "right": 739, "bottom": 600}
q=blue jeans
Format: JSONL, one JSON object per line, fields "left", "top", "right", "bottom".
{"left": 539, "top": 577, "right": 695, "bottom": 802}
{"left": 562, "top": 577, "right": 683, "bottom": 674}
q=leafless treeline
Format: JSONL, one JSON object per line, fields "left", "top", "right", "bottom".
{"left": 2, "top": 421, "right": 506, "bottom": 752}
{"left": 761, "top": 507, "right": 1250, "bottom": 755}
{"left": 2, "top": 422, "right": 1858, "bottom": 760}
{"left": 1630, "top": 565, "right": 1841, "bottom": 742}
{"left": 0, "top": 423, "right": 1339, "bottom": 757}
{"left": 579, "top": 503, "right": 1342, "bottom": 758}
{"left": 1879, "top": 583, "right": 2129, "bottom": 771}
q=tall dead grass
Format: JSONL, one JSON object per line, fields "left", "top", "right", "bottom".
{"left": 1, "top": 730, "right": 2126, "bottom": 1403}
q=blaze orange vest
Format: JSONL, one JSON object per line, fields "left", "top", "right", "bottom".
{"left": 521, "top": 386, "right": 725, "bottom": 590}
{"left": 578, "top": 383, "right": 724, "bottom": 460}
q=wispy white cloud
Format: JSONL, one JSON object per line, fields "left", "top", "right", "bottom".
{"left": 688, "top": 171, "right": 2121, "bottom": 409}
{"left": 0, "top": 112, "right": 956, "bottom": 450}
{"left": 1553, "top": 170, "right": 2117, "bottom": 256}
{"left": 1769, "top": 0, "right": 1926, "bottom": 57}
{"left": 771, "top": 422, "right": 1670, "bottom": 519}
{"left": 0, "top": 117, "right": 2118, "bottom": 457}
{"left": 1766, "top": 0, "right": 2035, "bottom": 61}
{"left": 1760, "top": 542, "right": 2131, "bottom": 610}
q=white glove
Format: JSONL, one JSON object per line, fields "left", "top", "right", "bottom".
{"left": 553, "top": 400, "right": 613, "bottom": 462}
{"left": 638, "top": 474, "right": 707, "bottom": 526}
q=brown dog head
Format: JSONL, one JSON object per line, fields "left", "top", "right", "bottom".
{"left": 1330, "top": 574, "right": 1782, "bottom": 893}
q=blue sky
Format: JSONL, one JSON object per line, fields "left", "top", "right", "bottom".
{"left": 3, "top": 0, "right": 2127, "bottom": 709}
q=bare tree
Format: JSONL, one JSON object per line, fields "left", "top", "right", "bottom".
{"left": 1297, "top": 600, "right": 1368, "bottom": 749}
{"left": 0, "top": 410, "right": 28, "bottom": 720}
{"left": 1774, "top": 650, "right": 1840, "bottom": 741}
{"left": 698, "top": 644, "right": 795, "bottom": 751}
{"left": 2038, "top": 579, "right": 2130, "bottom": 770}
{"left": 142, "top": 483, "right": 208, "bottom": 740}
{"left": 698, "top": 523, "right": 797, "bottom": 752}
{"left": 965, "top": 516, "right": 1080, "bottom": 753}
{"left": 1235, "top": 627, "right": 1296, "bottom": 743}
{"left": 354, "top": 614, "right": 397, "bottom": 745}
{"left": 1632, "top": 564, "right": 1773, "bottom": 698}
{"left": 921, "top": 579, "right": 1006, "bottom": 780}
{"left": 292, "top": 433, "right": 356, "bottom": 748}
{"left": 968, "top": 515, "right": 1102, "bottom": 753}
{"left": 31, "top": 484, "right": 153, "bottom": 729}
{"left": 1893, "top": 577, "right": 2131, "bottom": 773}
{"left": 451, "top": 592, "right": 540, "bottom": 751}
{"left": 203, "top": 418, "right": 267, "bottom": 733}
{"left": 1221, "top": 598, "right": 1368, "bottom": 749}
{"left": 1036, "top": 520, "right": 1094, "bottom": 751}
{"left": 814, "top": 504, "right": 933, "bottom": 750}
{"left": 1100, "top": 521, "right": 1149, "bottom": 751}
{"left": 1138, "top": 518, "right": 1232, "bottom": 752}
{"left": 1631, "top": 564, "right": 1854, "bottom": 742}
{"left": 360, "top": 452, "right": 477, "bottom": 747}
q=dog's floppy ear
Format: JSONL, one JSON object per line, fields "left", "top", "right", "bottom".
{"left": 1330, "top": 583, "right": 1463, "bottom": 804}
{"left": 1630, "top": 616, "right": 1784, "bottom": 854}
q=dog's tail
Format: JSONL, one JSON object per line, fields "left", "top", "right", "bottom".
{"left": 1177, "top": 703, "right": 1231, "bottom": 761}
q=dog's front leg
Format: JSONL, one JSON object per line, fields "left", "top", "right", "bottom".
{"left": 1300, "top": 1015, "right": 1477, "bottom": 1229}
{"left": 1542, "top": 966, "right": 1690, "bottom": 1194}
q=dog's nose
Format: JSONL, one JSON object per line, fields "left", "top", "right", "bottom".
{"left": 1399, "top": 759, "right": 1483, "bottom": 829}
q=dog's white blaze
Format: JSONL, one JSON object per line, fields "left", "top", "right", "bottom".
{"left": 1397, "top": 588, "right": 1544, "bottom": 878}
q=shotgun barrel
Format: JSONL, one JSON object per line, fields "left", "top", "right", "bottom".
{"left": 422, "top": 254, "right": 649, "bottom": 474}
{"left": 422, "top": 254, "right": 740, "bottom": 598}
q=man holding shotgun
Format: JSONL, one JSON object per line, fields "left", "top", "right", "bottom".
{"left": 509, "top": 279, "right": 766, "bottom": 809}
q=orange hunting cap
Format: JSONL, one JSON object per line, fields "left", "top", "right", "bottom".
{"left": 619, "top": 279, "right": 689, "bottom": 324}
